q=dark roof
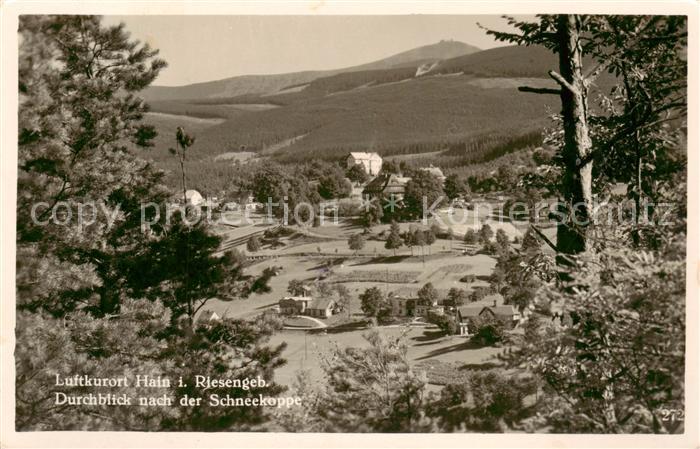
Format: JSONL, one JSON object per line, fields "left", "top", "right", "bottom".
{"left": 457, "top": 304, "right": 518, "bottom": 320}
{"left": 482, "top": 293, "right": 505, "bottom": 305}
{"left": 389, "top": 295, "right": 414, "bottom": 303}
{"left": 490, "top": 305, "right": 518, "bottom": 316}
{"left": 307, "top": 298, "right": 335, "bottom": 310}
{"left": 457, "top": 306, "right": 483, "bottom": 318}
{"left": 279, "top": 296, "right": 312, "bottom": 305}
{"left": 363, "top": 174, "right": 408, "bottom": 195}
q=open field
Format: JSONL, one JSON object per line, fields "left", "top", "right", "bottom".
{"left": 330, "top": 270, "right": 422, "bottom": 284}
{"left": 199, "top": 245, "right": 495, "bottom": 323}
{"left": 201, "top": 215, "right": 504, "bottom": 318}
{"left": 145, "top": 111, "right": 226, "bottom": 125}
{"left": 213, "top": 151, "right": 258, "bottom": 163}
{"left": 268, "top": 325, "right": 506, "bottom": 388}
{"left": 433, "top": 207, "right": 526, "bottom": 239}
{"left": 198, "top": 214, "right": 508, "bottom": 391}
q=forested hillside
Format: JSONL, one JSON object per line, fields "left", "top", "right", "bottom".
{"left": 141, "top": 39, "right": 480, "bottom": 102}
{"left": 142, "top": 44, "right": 618, "bottom": 175}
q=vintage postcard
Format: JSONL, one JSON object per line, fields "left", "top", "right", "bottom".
{"left": 1, "top": 1, "right": 698, "bottom": 447}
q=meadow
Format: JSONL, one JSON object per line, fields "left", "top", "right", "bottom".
{"left": 195, "top": 215, "right": 516, "bottom": 389}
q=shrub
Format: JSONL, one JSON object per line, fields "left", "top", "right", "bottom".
{"left": 347, "top": 233, "right": 366, "bottom": 255}
{"left": 246, "top": 235, "right": 262, "bottom": 252}
{"left": 359, "top": 287, "right": 392, "bottom": 325}
{"left": 471, "top": 318, "right": 507, "bottom": 346}
{"left": 427, "top": 311, "right": 458, "bottom": 335}
{"left": 479, "top": 224, "right": 494, "bottom": 243}
{"left": 445, "top": 287, "right": 468, "bottom": 307}
{"left": 495, "top": 228, "right": 510, "bottom": 248}
{"left": 460, "top": 274, "right": 477, "bottom": 283}
{"left": 469, "top": 287, "right": 490, "bottom": 302}
{"left": 464, "top": 229, "right": 478, "bottom": 244}
{"left": 467, "top": 372, "right": 537, "bottom": 431}
{"left": 417, "top": 282, "right": 440, "bottom": 305}
{"left": 337, "top": 200, "right": 362, "bottom": 217}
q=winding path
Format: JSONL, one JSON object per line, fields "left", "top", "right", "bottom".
{"left": 283, "top": 315, "right": 328, "bottom": 330}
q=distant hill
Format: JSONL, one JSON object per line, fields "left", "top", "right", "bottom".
{"left": 141, "top": 71, "right": 327, "bottom": 102}
{"left": 429, "top": 44, "right": 558, "bottom": 77}
{"left": 271, "top": 44, "right": 564, "bottom": 98}
{"left": 141, "top": 40, "right": 480, "bottom": 102}
{"left": 142, "top": 44, "right": 573, "bottom": 166}
{"left": 348, "top": 40, "right": 481, "bottom": 71}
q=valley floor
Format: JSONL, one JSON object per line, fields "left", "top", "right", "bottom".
{"left": 199, "top": 215, "right": 539, "bottom": 391}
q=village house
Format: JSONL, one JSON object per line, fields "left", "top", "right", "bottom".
{"left": 455, "top": 294, "right": 521, "bottom": 336}
{"left": 387, "top": 287, "right": 446, "bottom": 319}
{"left": 415, "top": 297, "right": 443, "bottom": 318}
{"left": 363, "top": 173, "right": 411, "bottom": 200}
{"left": 305, "top": 298, "right": 337, "bottom": 318}
{"left": 278, "top": 296, "right": 313, "bottom": 315}
{"left": 347, "top": 152, "right": 383, "bottom": 176}
{"left": 223, "top": 190, "right": 264, "bottom": 212}
{"left": 195, "top": 310, "right": 221, "bottom": 325}
{"left": 278, "top": 293, "right": 337, "bottom": 319}
{"left": 388, "top": 294, "right": 415, "bottom": 317}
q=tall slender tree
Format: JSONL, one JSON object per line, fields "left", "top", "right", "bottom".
{"left": 385, "top": 221, "right": 403, "bottom": 256}
{"left": 170, "top": 127, "right": 195, "bottom": 204}
{"left": 485, "top": 15, "right": 595, "bottom": 258}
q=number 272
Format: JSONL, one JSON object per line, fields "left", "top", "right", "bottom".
{"left": 658, "top": 408, "right": 684, "bottom": 422}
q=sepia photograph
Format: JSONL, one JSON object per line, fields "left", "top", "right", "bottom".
{"left": 1, "top": 1, "right": 698, "bottom": 447}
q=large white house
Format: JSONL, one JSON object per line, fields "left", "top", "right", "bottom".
{"left": 347, "top": 152, "right": 383, "bottom": 176}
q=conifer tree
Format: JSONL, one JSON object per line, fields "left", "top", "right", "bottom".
{"left": 385, "top": 221, "right": 403, "bottom": 256}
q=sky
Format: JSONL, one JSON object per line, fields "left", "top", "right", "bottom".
{"left": 102, "top": 15, "right": 530, "bottom": 87}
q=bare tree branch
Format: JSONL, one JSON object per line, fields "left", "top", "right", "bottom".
{"left": 529, "top": 224, "right": 577, "bottom": 266}
{"left": 529, "top": 224, "right": 558, "bottom": 252}
{"left": 548, "top": 70, "right": 577, "bottom": 94}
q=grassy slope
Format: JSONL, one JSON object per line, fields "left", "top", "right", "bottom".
{"left": 432, "top": 44, "right": 558, "bottom": 77}
{"left": 142, "top": 45, "right": 568, "bottom": 161}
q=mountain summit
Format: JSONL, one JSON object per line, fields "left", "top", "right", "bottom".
{"left": 347, "top": 40, "right": 481, "bottom": 71}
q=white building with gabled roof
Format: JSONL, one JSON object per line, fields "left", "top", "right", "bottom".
{"left": 347, "top": 152, "right": 383, "bottom": 176}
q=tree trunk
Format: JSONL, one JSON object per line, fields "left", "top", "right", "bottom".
{"left": 180, "top": 158, "right": 187, "bottom": 205}
{"left": 555, "top": 14, "right": 594, "bottom": 260}
{"left": 622, "top": 66, "right": 644, "bottom": 246}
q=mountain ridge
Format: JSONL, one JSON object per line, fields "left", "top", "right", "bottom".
{"left": 141, "top": 40, "right": 480, "bottom": 102}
